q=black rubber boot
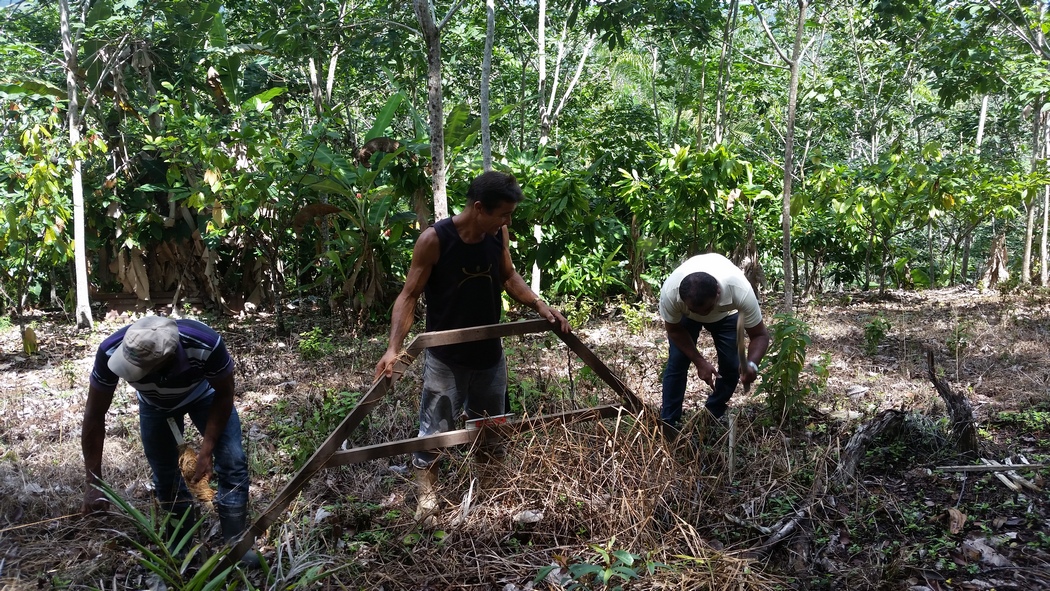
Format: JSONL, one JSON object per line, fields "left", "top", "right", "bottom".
{"left": 164, "top": 502, "right": 198, "bottom": 562}
{"left": 217, "top": 507, "right": 261, "bottom": 568}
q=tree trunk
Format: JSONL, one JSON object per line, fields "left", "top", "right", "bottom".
{"left": 928, "top": 220, "right": 935, "bottom": 287}
{"left": 59, "top": 0, "right": 93, "bottom": 330}
{"left": 649, "top": 44, "right": 662, "bottom": 146}
{"left": 961, "top": 231, "right": 972, "bottom": 284}
{"left": 926, "top": 351, "right": 979, "bottom": 460}
{"left": 976, "top": 95, "right": 988, "bottom": 152}
{"left": 414, "top": 0, "right": 448, "bottom": 221}
{"left": 481, "top": 0, "right": 495, "bottom": 171}
{"left": 1022, "top": 96, "right": 1042, "bottom": 284}
{"left": 695, "top": 63, "right": 706, "bottom": 146}
{"left": 713, "top": 0, "right": 739, "bottom": 145}
{"left": 1042, "top": 115, "right": 1049, "bottom": 286}
{"left": 779, "top": 1, "right": 808, "bottom": 313}
{"left": 537, "top": 0, "right": 549, "bottom": 143}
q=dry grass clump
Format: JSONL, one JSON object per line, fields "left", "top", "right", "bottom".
{"left": 334, "top": 406, "right": 794, "bottom": 590}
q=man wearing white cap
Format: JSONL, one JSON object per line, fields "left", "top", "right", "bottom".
{"left": 81, "top": 315, "right": 259, "bottom": 567}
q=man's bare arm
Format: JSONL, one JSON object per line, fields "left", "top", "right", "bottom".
{"left": 499, "top": 227, "right": 570, "bottom": 332}
{"left": 82, "top": 384, "right": 114, "bottom": 514}
{"left": 375, "top": 229, "right": 439, "bottom": 380}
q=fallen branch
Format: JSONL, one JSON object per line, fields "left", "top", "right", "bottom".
{"left": 935, "top": 464, "right": 1046, "bottom": 473}
{"left": 834, "top": 409, "right": 905, "bottom": 485}
{"left": 926, "top": 350, "right": 978, "bottom": 459}
{"left": 982, "top": 458, "right": 1023, "bottom": 492}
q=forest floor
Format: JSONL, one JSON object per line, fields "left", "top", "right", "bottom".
{"left": 1, "top": 286, "right": 1049, "bottom": 591}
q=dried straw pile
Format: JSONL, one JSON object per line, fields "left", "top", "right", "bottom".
{"left": 357, "top": 405, "right": 800, "bottom": 591}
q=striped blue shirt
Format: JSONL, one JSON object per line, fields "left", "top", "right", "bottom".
{"left": 90, "top": 319, "right": 234, "bottom": 410}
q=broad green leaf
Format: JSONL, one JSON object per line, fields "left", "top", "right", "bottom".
{"left": 241, "top": 87, "right": 287, "bottom": 111}
{"left": 444, "top": 103, "right": 473, "bottom": 149}
{"left": 365, "top": 93, "right": 405, "bottom": 141}
{"left": 0, "top": 80, "right": 64, "bottom": 100}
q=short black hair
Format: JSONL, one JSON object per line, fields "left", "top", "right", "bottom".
{"left": 680, "top": 272, "right": 719, "bottom": 307}
{"left": 467, "top": 171, "right": 524, "bottom": 211}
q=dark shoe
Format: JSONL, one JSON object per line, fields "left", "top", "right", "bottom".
{"left": 412, "top": 454, "right": 435, "bottom": 471}
{"left": 218, "top": 507, "right": 261, "bottom": 568}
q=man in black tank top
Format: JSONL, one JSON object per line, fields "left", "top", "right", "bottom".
{"left": 375, "top": 172, "right": 570, "bottom": 483}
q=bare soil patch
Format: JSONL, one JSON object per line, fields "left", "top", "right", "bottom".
{"left": 1, "top": 287, "right": 1048, "bottom": 590}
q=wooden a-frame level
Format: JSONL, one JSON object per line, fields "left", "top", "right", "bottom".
{"left": 223, "top": 318, "right": 644, "bottom": 566}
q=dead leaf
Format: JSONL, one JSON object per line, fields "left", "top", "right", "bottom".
{"left": 961, "top": 537, "right": 1014, "bottom": 567}
{"left": 292, "top": 203, "right": 344, "bottom": 235}
{"left": 948, "top": 508, "right": 967, "bottom": 534}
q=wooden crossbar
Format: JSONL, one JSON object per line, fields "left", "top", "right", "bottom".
{"left": 324, "top": 405, "right": 629, "bottom": 468}
{"left": 224, "top": 318, "right": 642, "bottom": 566}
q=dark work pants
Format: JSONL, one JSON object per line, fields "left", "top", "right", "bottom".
{"left": 661, "top": 313, "right": 740, "bottom": 424}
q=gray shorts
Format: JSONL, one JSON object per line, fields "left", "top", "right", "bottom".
{"left": 413, "top": 350, "right": 507, "bottom": 468}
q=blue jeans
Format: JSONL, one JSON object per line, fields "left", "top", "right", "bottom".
{"left": 138, "top": 391, "right": 250, "bottom": 512}
{"left": 661, "top": 313, "right": 740, "bottom": 424}
{"left": 414, "top": 350, "right": 508, "bottom": 467}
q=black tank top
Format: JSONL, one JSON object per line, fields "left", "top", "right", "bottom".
{"left": 424, "top": 216, "right": 504, "bottom": 368}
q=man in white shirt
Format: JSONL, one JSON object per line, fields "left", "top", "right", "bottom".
{"left": 658, "top": 253, "right": 770, "bottom": 427}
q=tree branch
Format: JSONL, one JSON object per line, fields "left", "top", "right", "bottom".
{"left": 755, "top": 5, "right": 790, "bottom": 64}
{"left": 738, "top": 49, "right": 787, "bottom": 70}
{"left": 551, "top": 34, "right": 596, "bottom": 123}
{"left": 438, "top": 0, "right": 467, "bottom": 31}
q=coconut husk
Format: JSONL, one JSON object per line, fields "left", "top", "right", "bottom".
{"left": 177, "top": 443, "right": 215, "bottom": 510}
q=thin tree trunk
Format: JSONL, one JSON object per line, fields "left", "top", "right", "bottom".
{"left": 780, "top": 1, "right": 808, "bottom": 312}
{"left": 481, "top": 0, "right": 495, "bottom": 171}
{"left": 414, "top": 0, "right": 449, "bottom": 220}
{"left": 1022, "top": 98, "right": 1041, "bottom": 284}
{"left": 60, "top": 0, "right": 93, "bottom": 330}
{"left": 671, "top": 63, "right": 688, "bottom": 146}
{"left": 1041, "top": 112, "right": 1049, "bottom": 286}
{"left": 962, "top": 232, "right": 972, "bottom": 284}
{"left": 929, "top": 220, "right": 935, "bottom": 287}
{"left": 1042, "top": 185, "right": 1049, "bottom": 286}
{"left": 976, "top": 95, "right": 989, "bottom": 151}
{"left": 713, "top": 0, "right": 739, "bottom": 144}
{"left": 308, "top": 57, "right": 324, "bottom": 116}
{"left": 650, "top": 45, "right": 662, "bottom": 146}
{"left": 537, "top": 0, "right": 549, "bottom": 143}
{"left": 1022, "top": 0, "right": 1045, "bottom": 286}
{"left": 695, "top": 63, "right": 706, "bottom": 146}
{"left": 532, "top": 0, "right": 548, "bottom": 295}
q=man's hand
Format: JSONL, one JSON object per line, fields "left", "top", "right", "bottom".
{"left": 694, "top": 359, "right": 720, "bottom": 388}
{"left": 374, "top": 350, "right": 399, "bottom": 382}
{"left": 537, "top": 301, "right": 571, "bottom": 333}
{"left": 192, "top": 450, "right": 214, "bottom": 485}
{"left": 740, "top": 360, "right": 759, "bottom": 388}
{"left": 81, "top": 483, "right": 109, "bottom": 515}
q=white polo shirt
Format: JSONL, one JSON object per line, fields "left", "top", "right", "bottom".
{"left": 658, "top": 253, "right": 763, "bottom": 328}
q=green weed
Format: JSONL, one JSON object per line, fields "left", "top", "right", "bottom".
{"left": 619, "top": 300, "right": 653, "bottom": 335}
{"left": 272, "top": 389, "right": 362, "bottom": 468}
{"left": 535, "top": 537, "right": 670, "bottom": 590}
{"left": 863, "top": 315, "right": 891, "bottom": 355}
{"left": 298, "top": 326, "right": 336, "bottom": 360}
{"left": 757, "top": 313, "right": 819, "bottom": 426}
{"left": 946, "top": 319, "right": 973, "bottom": 358}
{"left": 563, "top": 297, "right": 598, "bottom": 328}
{"left": 60, "top": 359, "right": 77, "bottom": 389}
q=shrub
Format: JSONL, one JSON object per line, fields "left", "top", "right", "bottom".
{"left": 757, "top": 313, "right": 821, "bottom": 426}
{"left": 298, "top": 326, "right": 336, "bottom": 360}
{"left": 863, "top": 315, "right": 891, "bottom": 355}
